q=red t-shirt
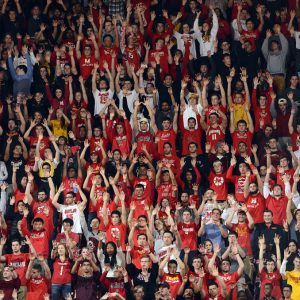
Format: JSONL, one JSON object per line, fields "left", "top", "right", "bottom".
{"left": 266, "top": 195, "right": 288, "bottom": 225}
{"left": 178, "top": 222, "right": 198, "bottom": 250}
{"left": 156, "top": 129, "right": 177, "bottom": 156}
{"left": 259, "top": 269, "right": 282, "bottom": 300}
{"left": 5, "top": 253, "right": 29, "bottom": 286}
{"left": 206, "top": 125, "right": 226, "bottom": 150}
{"left": 245, "top": 194, "right": 266, "bottom": 224}
{"left": 79, "top": 54, "right": 97, "bottom": 80}
{"left": 231, "top": 223, "right": 252, "bottom": 256}
{"left": 159, "top": 153, "right": 180, "bottom": 175}
{"left": 291, "top": 131, "right": 300, "bottom": 151}
{"left": 99, "top": 46, "right": 119, "bottom": 71}
{"left": 52, "top": 258, "right": 72, "bottom": 284}
{"left": 122, "top": 46, "right": 141, "bottom": 71}
{"left": 241, "top": 29, "right": 260, "bottom": 51}
{"left": 160, "top": 272, "right": 182, "bottom": 299}
{"left": 26, "top": 276, "right": 49, "bottom": 300}
{"left": 232, "top": 131, "right": 253, "bottom": 155}
{"left": 208, "top": 172, "right": 228, "bottom": 201}
{"left": 29, "top": 137, "right": 50, "bottom": 158}
{"left": 149, "top": 47, "right": 169, "bottom": 74}
{"left": 62, "top": 176, "right": 83, "bottom": 203}
{"left": 219, "top": 271, "right": 240, "bottom": 300}
{"left": 106, "top": 222, "right": 127, "bottom": 251}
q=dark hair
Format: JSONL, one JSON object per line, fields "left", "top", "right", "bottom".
{"left": 33, "top": 217, "right": 44, "bottom": 224}
{"left": 62, "top": 218, "right": 74, "bottom": 226}
{"left": 282, "top": 284, "right": 292, "bottom": 291}
{"left": 104, "top": 241, "right": 117, "bottom": 268}
{"left": 111, "top": 210, "right": 121, "bottom": 217}
{"left": 32, "top": 264, "right": 42, "bottom": 272}
{"left": 264, "top": 209, "right": 273, "bottom": 216}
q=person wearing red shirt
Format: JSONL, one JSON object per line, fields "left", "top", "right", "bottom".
{"left": 159, "top": 142, "right": 180, "bottom": 175}
{"left": 20, "top": 207, "right": 50, "bottom": 258}
{"left": 288, "top": 108, "right": 300, "bottom": 151}
{"left": 146, "top": 10, "right": 174, "bottom": 46}
{"left": 202, "top": 111, "right": 227, "bottom": 153}
{"left": 258, "top": 234, "right": 282, "bottom": 300}
{"left": 156, "top": 163, "right": 177, "bottom": 207}
{"left": 244, "top": 179, "right": 266, "bottom": 224}
{"left": 237, "top": 4, "right": 264, "bottom": 51}
{"left": 226, "top": 207, "right": 255, "bottom": 256}
{"left": 276, "top": 156, "right": 295, "bottom": 190}
{"left": 179, "top": 110, "right": 203, "bottom": 156}
{"left": 208, "top": 241, "right": 244, "bottom": 300}
{"left": 102, "top": 192, "right": 127, "bottom": 251}
{"left": 51, "top": 244, "right": 72, "bottom": 300}
{"left": 76, "top": 34, "right": 99, "bottom": 81}
{"left": 226, "top": 156, "right": 256, "bottom": 203}
{"left": 159, "top": 248, "right": 185, "bottom": 299}
{"left": 0, "top": 238, "right": 34, "bottom": 299}
{"left": 208, "top": 160, "right": 229, "bottom": 201}
{"left": 106, "top": 112, "right": 133, "bottom": 158}
{"left": 177, "top": 209, "right": 199, "bottom": 251}
{"left": 148, "top": 39, "right": 172, "bottom": 75}
{"left": 25, "top": 254, "right": 51, "bottom": 300}
{"left": 263, "top": 168, "right": 290, "bottom": 226}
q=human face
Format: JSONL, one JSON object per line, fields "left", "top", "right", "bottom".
{"left": 140, "top": 121, "right": 148, "bottom": 131}
{"left": 288, "top": 242, "right": 297, "bottom": 253}
{"left": 249, "top": 183, "right": 258, "bottom": 194}
{"left": 137, "top": 235, "right": 147, "bottom": 246}
{"left": 183, "top": 211, "right": 191, "bottom": 223}
{"left": 221, "top": 260, "right": 231, "bottom": 272}
{"left": 181, "top": 193, "right": 189, "bottom": 203}
{"left": 192, "top": 258, "right": 202, "bottom": 270}
{"left": 138, "top": 217, "right": 147, "bottom": 228}
{"left": 268, "top": 139, "right": 277, "bottom": 149}
{"left": 2, "top": 267, "right": 13, "bottom": 279}
{"left": 12, "top": 241, "right": 20, "bottom": 253}
{"left": 294, "top": 257, "right": 300, "bottom": 270}
{"left": 282, "top": 287, "right": 292, "bottom": 298}
{"left": 135, "top": 187, "right": 144, "bottom": 198}
{"left": 116, "top": 124, "right": 124, "bottom": 135}
{"left": 163, "top": 144, "right": 172, "bottom": 154}
{"left": 280, "top": 157, "right": 288, "bottom": 168}
{"left": 140, "top": 257, "right": 150, "bottom": 269}
{"left": 106, "top": 243, "right": 115, "bottom": 255}
{"left": 208, "top": 284, "right": 218, "bottom": 297}
{"left": 58, "top": 244, "right": 66, "bottom": 256}
{"left": 204, "top": 241, "right": 212, "bottom": 252}
{"left": 65, "top": 193, "right": 75, "bottom": 205}
{"left": 33, "top": 221, "right": 43, "bottom": 231}
{"left": 188, "top": 143, "right": 197, "bottom": 154}
{"left": 37, "top": 191, "right": 47, "bottom": 202}
{"left": 63, "top": 222, "right": 72, "bottom": 232}
{"left": 164, "top": 75, "right": 172, "bottom": 87}
{"left": 266, "top": 261, "right": 275, "bottom": 273}
{"left": 290, "top": 76, "right": 299, "bottom": 87}
{"left": 31, "top": 268, "right": 41, "bottom": 279}
{"left": 163, "top": 233, "right": 173, "bottom": 245}
{"left": 168, "top": 263, "right": 177, "bottom": 274}
{"left": 263, "top": 212, "right": 273, "bottom": 224}
{"left": 273, "top": 185, "right": 282, "bottom": 197}
{"left": 237, "top": 122, "right": 246, "bottom": 132}
{"left": 111, "top": 214, "right": 120, "bottom": 225}
{"left": 246, "top": 20, "right": 254, "bottom": 31}
{"left": 211, "top": 210, "right": 221, "bottom": 222}
{"left": 81, "top": 262, "right": 92, "bottom": 274}
{"left": 239, "top": 163, "right": 247, "bottom": 175}
{"left": 90, "top": 218, "right": 100, "bottom": 229}
{"left": 188, "top": 119, "right": 196, "bottom": 129}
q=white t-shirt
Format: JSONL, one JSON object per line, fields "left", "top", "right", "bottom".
{"left": 93, "top": 88, "right": 114, "bottom": 115}
{"left": 117, "top": 90, "right": 138, "bottom": 113}
{"left": 58, "top": 204, "right": 82, "bottom": 234}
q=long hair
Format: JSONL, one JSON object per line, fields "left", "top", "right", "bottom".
{"left": 103, "top": 241, "right": 117, "bottom": 268}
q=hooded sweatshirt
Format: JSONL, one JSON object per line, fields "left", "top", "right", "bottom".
{"left": 262, "top": 33, "right": 288, "bottom": 75}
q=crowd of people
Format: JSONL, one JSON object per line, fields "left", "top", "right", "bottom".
{"left": 1, "top": 0, "right": 300, "bottom": 299}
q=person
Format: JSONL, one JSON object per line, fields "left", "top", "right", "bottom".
{"left": 0, "top": 266, "right": 20, "bottom": 300}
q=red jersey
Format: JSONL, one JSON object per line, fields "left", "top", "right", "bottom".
{"left": 231, "top": 223, "right": 252, "bottom": 256}
{"left": 241, "top": 29, "right": 260, "bottom": 51}
{"left": 27, "top": 276, "right": 49, "bottom": 300}
{"left": 122, "top": 46, "right": 140, "bottom": 71}
{"left": 208, "top": 172, "right": 228, "bottom": 201}
{"left": 89, "top": 136, "right": 108, "bottom": 158}
{"left": 160, "top": 272, "right": 182, "bottom": 299}
{"left": 276, "top": 168, "right": 294, "bottom": 191}
{"left": 266, "top": 195, "right": 288, "bottom": 225}
{"left": 99, "top": 46, "right": 118, "bottom": 71}
{"left": 79, "top": 54, "right": 97, "bottom": 80}
{"left": 245, "top": 193, "right": 266, "bottom": 224}
{"left": 232, "top": 131, "right": 253, "bottom": 155}
{"left": 219, "top": 271, "right": 240, "bottom": 300}
{"left": 20, "top": 218, "right": 49, "bottom": 257}
{"left": 259, "top": 269, "right": 282, "bottom": 300}
{"left": 62, "top": 176, "right": 83, "bottom": 203}
{"left": 159, "top": 153, "right": 180, "bottom": 175}
{"left": 156, "top": 129, "right": 177, "bottom": 156}
{"left": 106, "top": 222, "right": 127, "bottom": 251}
{"left": 149, "top": 47, "right": 169, "bottom": 74}
{"left": 52, "top": 258, "right": 72, "bottom": 284}
{"left": 156, "top": 182, "right": 175, "bottom": 206}
{"left": 5, "top": 253, "right": 29, "bottom": 286}
{"left": 29, "top": 137, "right": 50, "bottom": 158}
{"left": 130, "top": 196, "right": 152, "bottom": 219}
{"left": 135, "top": 131, "right": 154, "bottom": 156}
{"left": 206, "top": 125, "right": 226, "bottom": 150}
{"left": 291, "top": 131, "right": 300, "bottom": 151}
{"left": 96, "top": 200, "right": 117, "bottom": 231}
{"left": 177, "top": 222, "right": 198, "bottom": 250}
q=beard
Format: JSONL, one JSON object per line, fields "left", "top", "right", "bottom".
{"left": 249, "top": 190, "right": 258, "bottom": 195}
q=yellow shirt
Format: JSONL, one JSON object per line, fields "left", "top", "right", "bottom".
{"left": 232, "top": 103, "right": 249, "bottom": 128}
{"left": 286, "top": 270, "right": 300, "bottom": 300}
{"left": 50, "top": 119, "right": 68, "bottom": 138}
